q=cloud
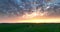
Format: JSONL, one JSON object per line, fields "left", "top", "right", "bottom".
{"left": 0, "top": 0, "right": 60, "bottom": 18}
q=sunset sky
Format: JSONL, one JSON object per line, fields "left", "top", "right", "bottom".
{"left": 0, "top": 0, "right": 60, "bottom": 23}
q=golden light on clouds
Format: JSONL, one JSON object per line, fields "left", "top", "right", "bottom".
{"left": 0, "top": 11, "right": 60, "bottom": 23}
{"left": 17, "top": 12, "right": 60, "bottom": 23}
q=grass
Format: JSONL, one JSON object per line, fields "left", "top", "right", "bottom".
{"left": 0, "top": 23, "right": 60, "bottom": 32}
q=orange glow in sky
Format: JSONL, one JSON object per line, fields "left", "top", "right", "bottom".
{"left": 17, "top": 12, "right": 60, "bottom": 23}
{"left": 17, "top": 18, "right": 60, "bottom": 23}
{"left": 0, "top": 12, "right": 60, "bottom": 23}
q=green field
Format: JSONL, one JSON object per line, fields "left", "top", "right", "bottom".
{"left": 0, "top": 23, "right": 60, "bottom": 32}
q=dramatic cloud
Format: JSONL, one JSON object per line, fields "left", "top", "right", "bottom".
{"left": 0, "top": 0, "right": 60, "bottom": 18}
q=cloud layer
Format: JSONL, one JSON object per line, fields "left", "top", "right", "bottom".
{"left": 0, "top": 0, "right": 60, "bottom": 18}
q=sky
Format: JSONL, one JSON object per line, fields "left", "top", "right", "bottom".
{"left": 0, "top": 0, "right": 60, "bottom": 20}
